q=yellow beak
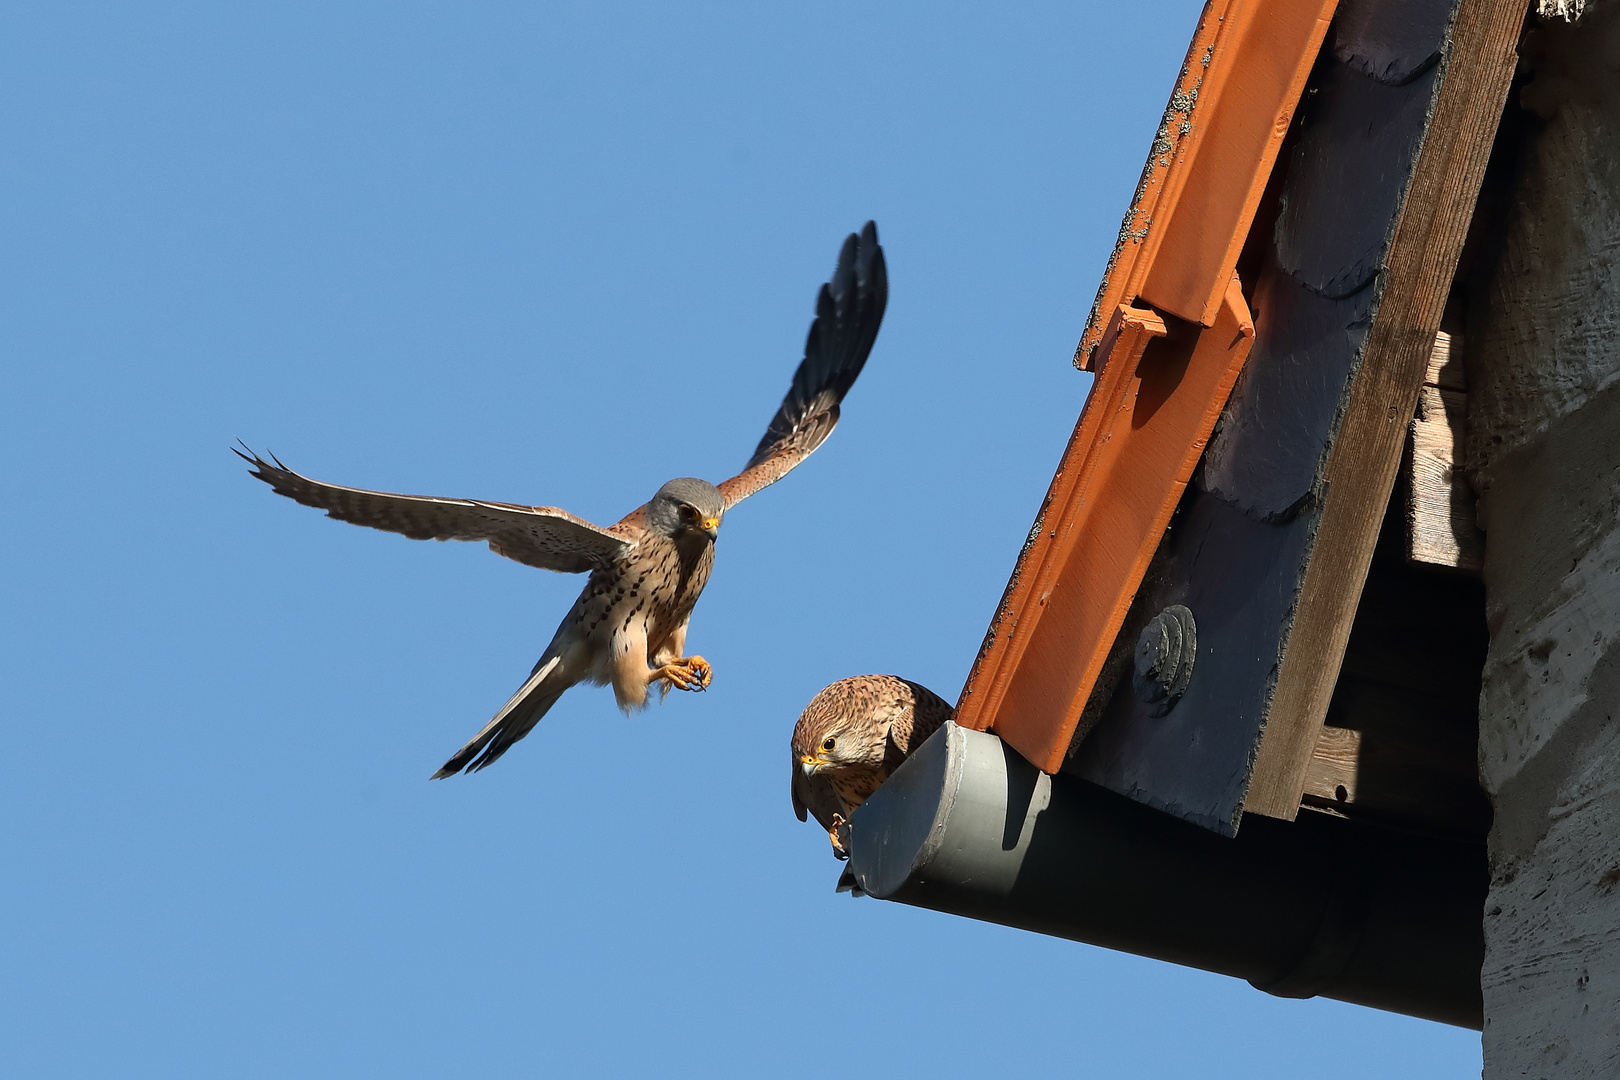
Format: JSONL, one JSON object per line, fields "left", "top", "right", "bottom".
{"left": 799, "top": 756, "right": 819, "bottom": 778}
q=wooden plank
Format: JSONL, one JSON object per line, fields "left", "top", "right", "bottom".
{"left": 1426, "top": 329, "right": 1467, "bottom": 390}
{"left": 1137, "top": 0, "right": 1338, "bottom": 327}
{"left": 1074, "top": 2, "right": 1232, "bottom": 371}
{"left": 1402, "top": 330, "right": 1482, "bottom": 570}
{"left": 955, "top": 304, "right": 1167, "bottom": 755}
{"left": 955, "top": 287, "right": 1252, "bottom": 774}
{"left": 1301, "top": 541, "right": 1492, "bottom": 837}
{"left": 1408, "top": 383, "right": 1485, "bottom": 570}
{"left": 1300, "top": 722, "right": 1493, "bottom": 835}
{"left": 1076, "top": 0, "right": 1338, "bottom": 369}
{"left": 1241, "top": 0, "right": 1526, "bottom": 820}
{"left": 1301, "top": 724, "right": 1361, "bottom": 804}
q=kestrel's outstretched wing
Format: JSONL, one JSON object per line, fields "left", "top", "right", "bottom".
{"left": 236, "top": 447, "right": 634, "bottom": 573}
{"left": 718, "top": 220, "right": 887, "bottom": 510}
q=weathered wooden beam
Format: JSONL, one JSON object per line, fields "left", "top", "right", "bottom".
{"left": 1405, "top": 332, "right": 1485, "bottom": 571}
{"left": 1301, "top": 724, "right": 1361, "bottom": 806}
{"left": 1301, "top": 722, "right": 1493, "bottom": 837}
{"left": 1301, "top": 505, "right": 1492, "bottom": 838}
{"left": 1425, "top": 328, "right": 1467, "bottom": 392}
{"left": 1076, "top": 0, "right": 1339, "bottom": 369}
{"left": 956, "top": 291, "right": 1251, "bottom": 775}
{"left": 1242, "top": 0, "right": 1526, "bottom": 819}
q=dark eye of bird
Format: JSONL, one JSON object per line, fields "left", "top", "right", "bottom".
{"left": 822, "top": 737, "right": 836, "bottom": 752}
{"left": 680, "top": 505, "right": 696, "bottom": 521}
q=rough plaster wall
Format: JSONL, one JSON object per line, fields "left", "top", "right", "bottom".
{"left": 1468, "top": 7, "right": 1620, "bottom": 1076}
{"left": 1465, "top": 17, "right": 1620, "bottom": 479}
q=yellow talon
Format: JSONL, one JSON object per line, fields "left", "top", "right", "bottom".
{"left": 829, "top": 812, "right": 851, "bottom": 859}
{"left": 653, "top": 656, "right": 714, "bottom": 693}
{"left": 685, "top": 655, "right": 714, "bottom": 689}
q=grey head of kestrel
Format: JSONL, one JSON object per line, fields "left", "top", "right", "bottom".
{"left": 791, "top": 674, "right": 953, "bottom": 858}
{"left": 238, "top": 221, "right": 887, "bottom": 778}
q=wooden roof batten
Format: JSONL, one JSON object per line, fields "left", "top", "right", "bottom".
{"left": 955, "top": 0, "right": 1527, "bottom": 837}
{"left": 1076, "top": 0, "right": 1338, "bottom": 366}
{"left": 955, "top": 0, "right": 1338, "bottom": 778}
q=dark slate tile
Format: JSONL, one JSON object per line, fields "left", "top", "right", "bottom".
{"left": 1198, "top": 264, "right": 1374, "bottom": 520}
{"left": 1071, "top": 489, "right": 1322, "bottom": 836}
{"left": 1274, "top": 60, "right": 1439, "bottom": 298}
{"left": 1332, "top": 0, "right": 1454, "bottom": 85}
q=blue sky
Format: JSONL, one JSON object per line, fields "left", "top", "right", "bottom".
{"left": 1, "top": 3, "right": 1482, "bottom": 1076}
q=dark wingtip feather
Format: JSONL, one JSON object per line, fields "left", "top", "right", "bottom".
{"left": 431, "top": 731, "right": 505, "bottom": 778}
{"left": 234, "top": 442, "right": 291, "bottom": 485}
{"left": 467, "top": 733, "right": 521, "bottom": 773}
{"left": 431, "top": 743, "right": 482, "bottom": 779}
{"left": 233, "top": 441, "right": 265, "bottom": 472}
{"left": 745, "top": 221, "right": 888, "bottom": 470}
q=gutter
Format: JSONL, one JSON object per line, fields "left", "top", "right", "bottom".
{"left": 847, "top": 723, "right": 1486, "bottom": 1029}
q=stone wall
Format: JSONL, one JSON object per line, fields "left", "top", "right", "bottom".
{"left": 1465, "top": 4, "right": 1620, "bottom": 1074}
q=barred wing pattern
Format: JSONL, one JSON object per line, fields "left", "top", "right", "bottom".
{"left": 236, "top": 447, "right": 634, "bottom": 573}
{"left": 718, "top": 220, "right": 888, "bottom": 510}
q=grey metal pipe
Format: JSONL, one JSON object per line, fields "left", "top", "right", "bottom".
{"left": 847, "top": 723, "right": 1485, "bottom": 1028}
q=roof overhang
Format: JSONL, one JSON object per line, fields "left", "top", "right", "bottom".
{"left": 955, "top": 0, "right": 1526, "bottom": 835}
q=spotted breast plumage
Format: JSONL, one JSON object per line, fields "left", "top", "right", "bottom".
{"left": 240, "top": 222, "right": 887, "bottom": 777}
{"left": 791, "top": 674, "right": 953, "bottom": 857}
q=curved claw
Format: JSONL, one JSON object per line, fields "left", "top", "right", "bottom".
{"left": 829, "top": 812, "right": 851, "bottom": 860}
{"left": 685, "top": 655, "right": 714, "bottom": 691}
{"left": 651, "top": 656, "right": 715, "bottom": 694}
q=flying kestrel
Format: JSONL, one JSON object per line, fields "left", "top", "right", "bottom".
{"left": 791, "top": 674, "right": 952, "bottom": 858}
{"left": 241, "top": 222, "right": 887, "bottom": 777}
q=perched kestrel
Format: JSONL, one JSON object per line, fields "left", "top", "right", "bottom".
{"left": 240, "top": 222, "right": 887, "bottom": 777}
{"left": 791, "top": 674, "right": 953, "bottom": 858}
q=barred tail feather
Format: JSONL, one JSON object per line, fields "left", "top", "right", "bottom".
{"left": 431, "top": 656, "right": 569, "bottom": 778}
